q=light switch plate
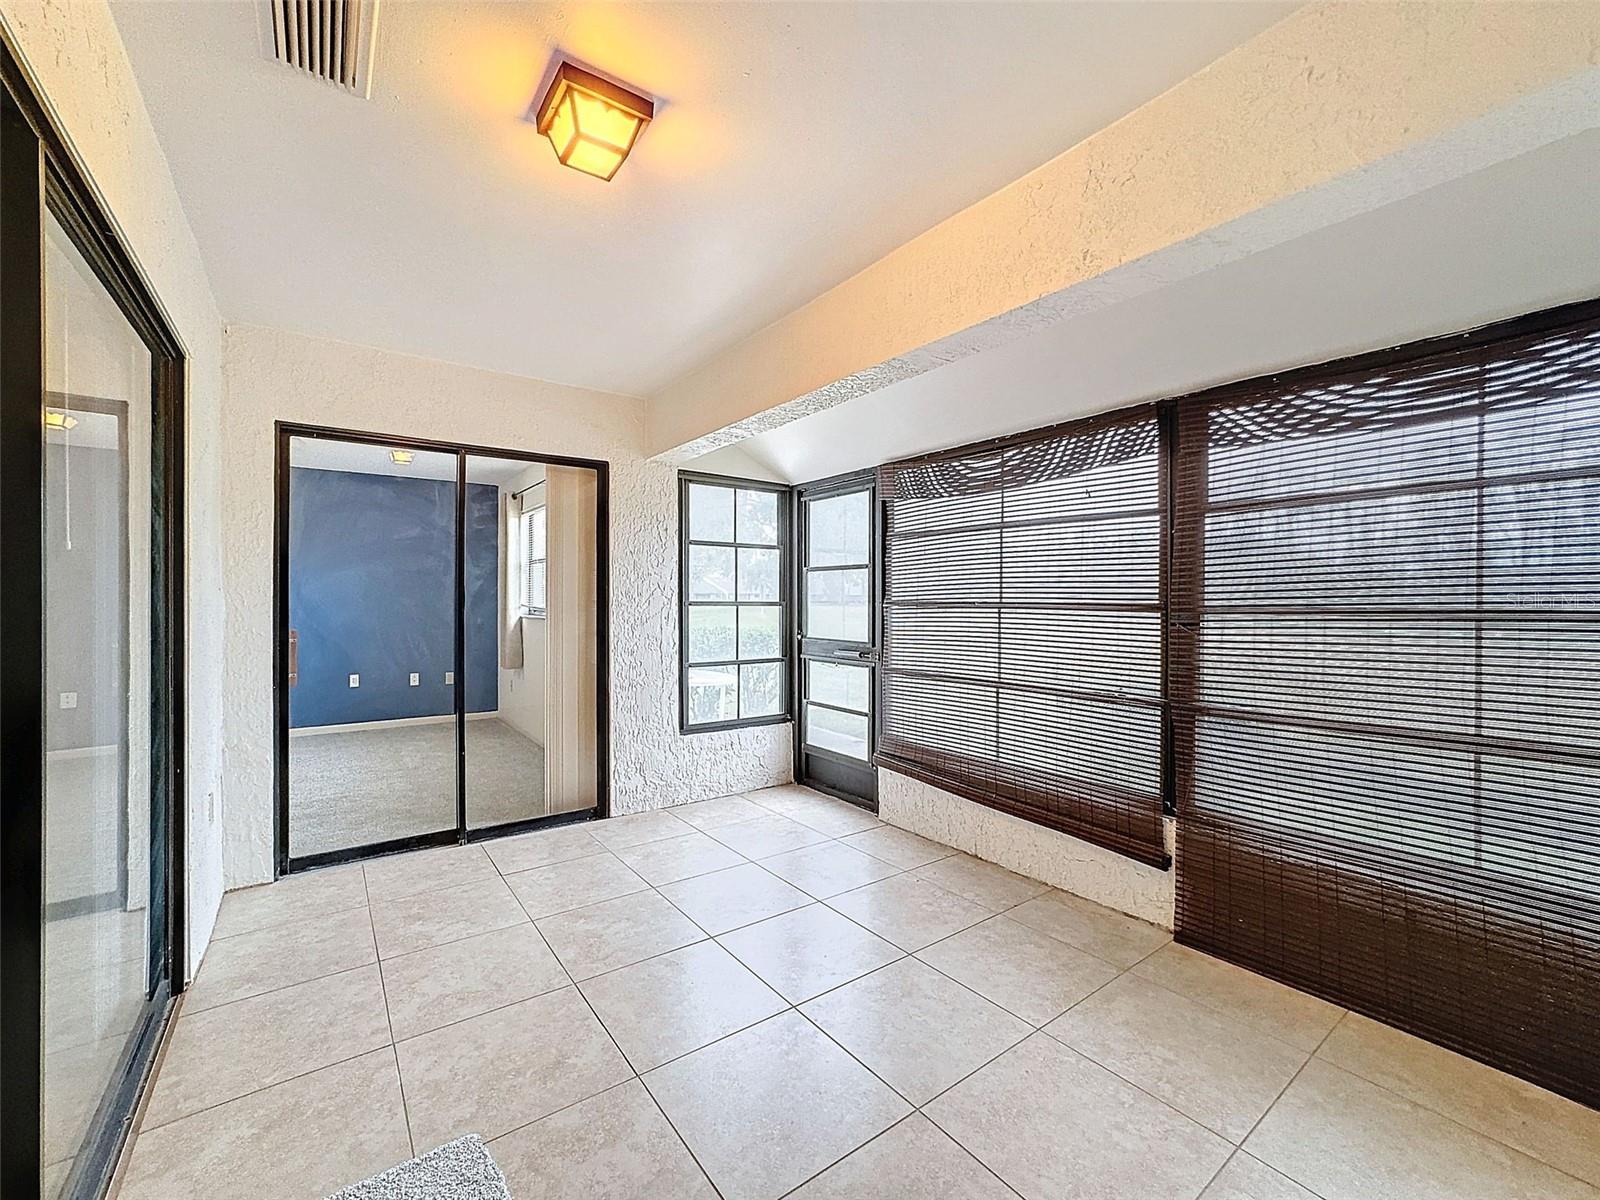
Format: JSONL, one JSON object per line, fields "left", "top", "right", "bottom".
{"left": 409, "top": 672, "right": 420, "bottom": 686}
{"left": 59, "top": 691, "right": 78, "bottom": 710}
{"left": 348, "top": 674, "right": 360, "bottom": 688}
{"left": 444, "top": 671, "right": 454, "bottom": 684}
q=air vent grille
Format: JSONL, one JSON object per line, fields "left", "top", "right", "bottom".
{"left": 268, "top": 0, "right": 379, "bottom": 97}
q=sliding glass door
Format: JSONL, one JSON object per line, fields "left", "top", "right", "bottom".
{"left": 795, "top": 473, "right": 878, "bottom": 803}
{"left": 1, "top": 56, "right": 186, "bottom": 1200}
{"left": 39, "top": 212, "right": 172, "bottom": 1200}
{"left": 277, "top": 431, "right": 607, "bottom": 871}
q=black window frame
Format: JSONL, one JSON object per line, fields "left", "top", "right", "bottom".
{"left": 678, "top": 470, "right": 793, "bottom": 734}
{"left": 0, "top": 33, "right": 188, "bottom": 1200}
{"left": 874, "top": 405, "right": 1171, "bottom": 868}
{"left": 273, "top": 427, "right": 614, "bottom": 874}
{"left": 792, "top": 469, "right": 882, "bottom": 805}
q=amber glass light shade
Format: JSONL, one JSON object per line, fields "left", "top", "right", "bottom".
{"left": 535, "top": 62, "right": 654, "bottom": 181}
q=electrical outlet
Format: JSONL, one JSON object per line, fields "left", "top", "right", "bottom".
{"left": 444, "top": 671, "right": 455, "bottom": 684}
{"left": 409, "top": 672, "right": 420, "bottom": 687}
{"left": 59, "top": 692, "right": 77, "bottom": 710}
{"left": 348, "top": 673, "right": 360, "bottom": 688}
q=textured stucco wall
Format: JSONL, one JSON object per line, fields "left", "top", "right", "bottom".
{"left": 649, "top": 1, "right": 1600, "bottom": 459}
{"left": 221, "top": 324, "right": 790, "bottom": 887}
{"left": 0, "top": 0, "right": 228, "bottom": 977}
{"left": 879, "top": 769, "right": 1176, "bottom": 928}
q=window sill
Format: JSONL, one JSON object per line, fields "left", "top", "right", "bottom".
{"left": 679, "top": 714, "right": 791, "bottom": 736}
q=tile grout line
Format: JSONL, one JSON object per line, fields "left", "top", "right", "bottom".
{"left": 1192, "top": 1016, "right": 1349, "bottom": 1200}
{"left": 1123, "top": 951, "right": 1349, "bottom": 1052}
{"left": 169, "top": 798, "right": 1221, "bottom": 1195}
{"left": 494, "top": 850, "right": 623, "bottom": 882}
{"left": 634, "top": 1070, "right": 730, "bottom": 1200}
{"left": 490, "top": 845, "right": 612, "bottom": 879}
{"left": 622, "top": 801, "right": 901, "bottom": 1198}
{"left": 672, "top": 836, "right": 1160, "bottom": 1087}
{"left": 201, "top": 819, "right": 1318, "bottom": 1188}
{"left": 660, "top": 860, "right": 815, "bottom": 938}
{"left": 135, "top": 1043, "right": 409, "bottom": 1137}
{"left": 123, "top": 801, "right": 940, "bottom": 1171}
{"left": 1029, "top": 934, "right": 1172, "bottom": 1029}
{"left": 912, "top": 1106, "right": 1031, "bottom": 1200}
{"left": 144, "top": 896, "right": 1139, "bottom": 1152}
{"left": 647, "top": 898, "right": 1032, "bottom": 1194}
{"left": 1254, "top": 1007, "right": 1600, "bottom": 1196}
{"left": 177, "top": 957, "right": 379, "bottom": 1021}
{"left": 159, "top": 874, "right": 416, "bottom": 1144}
{"left": 363, "top": 866, "right": 416, "bottom": 1159}
{"left": 890, "top": 944, "right": 1192, "bottom": 1200}
{"left": 525, "top": 858, "right": 732, "bottom": 1200}
{"left": 485, "top": 859, "right": 724, "bottom": 1193}
{"left": 164, "top": 811, "right": 1123, "bottom": 1052}
{"left": 521, "top": 823, "right": 935, "bottom": 1200}
{"left": 535, "top": 824, "right": 918, "bottom": 976}
{"left": 770, "top": 1107, "right": 1025, "bottom": 1200}
{"left": 871, "top": 937, "right": 1260, "bottom": 1192}
{"left": 208, "top": 899, "right": 371, "bottom": 944}
{"left": 153, "top": 793, "right": 1490, "bottom": 1200}
{"left": 1023, "top": 947, "right": 1302, "bottom": 1152}
{"left": 686, "top": 878, "right": 1044, "bottom": 1200}
{"left": 1062, "top": 964, "right": 1315, "bottom": 1057}
{"left": 769, "top": 1112, "right": 925, "bottom": 1200}
{"left": 138, "top": 899, "right": 403, "bottom": 1135}
{"left": 1297, "top": 1053, "right": 1600, "bottom": 1195}
{"left": 879, "top": 884, "right": 1149, "bottom": 1029}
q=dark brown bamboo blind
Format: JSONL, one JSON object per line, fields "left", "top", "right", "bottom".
{"left": 877, "top": 407, "right": 1169, "bottom": 868}
{"left": 1171, "top": 309, "right": 1600, "bottom": 1108}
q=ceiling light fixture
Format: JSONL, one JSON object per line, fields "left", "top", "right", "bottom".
{"left": 45, "top": 409, "right": 77, "bottom": 431}
{"left": 390, "top": 449, "right": 414, "bottom": 465}
{"left": 534, "top": 60, "right": 654, "bottom": 182}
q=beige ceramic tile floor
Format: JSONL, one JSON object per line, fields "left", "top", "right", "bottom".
{"left": 117, "top": 784, "right": 1600, "bottom": 1200}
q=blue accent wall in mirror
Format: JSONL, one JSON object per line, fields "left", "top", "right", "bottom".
{"left": 288, "top": 467, "right": 500, "bottom": 728}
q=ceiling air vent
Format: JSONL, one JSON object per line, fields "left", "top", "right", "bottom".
{"left": 266, "top": 0, "right": 380, "bottom": 98}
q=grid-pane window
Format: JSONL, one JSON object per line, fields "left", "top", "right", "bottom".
{"left": 877, "top": 410, "right": 1167, "bottom": 867}
{"left": 522, "top": 504, "right": 547, "bottom": 617}
{"left": 681, "top": 478, "right": 787, "bottom": 729}
{"left": 1170, "top": 313, "right": 1600, "bottom": 1111}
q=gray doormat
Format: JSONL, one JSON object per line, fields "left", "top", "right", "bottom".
{"left": 327, "top": 1135, "right": 511, "bottom": 1199}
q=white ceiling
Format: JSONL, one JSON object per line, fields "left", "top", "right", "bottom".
{"left": 111, "top": 0, "right": 1293, "bottom": 397}
{"left": 45, "top": 408, "right": 120, "bottom": 452}
{"left": 698, "top": 129, "right": 1600, "bottom": 484}
{"left": 290, "top": 435, "right": 537, "bottom": 484}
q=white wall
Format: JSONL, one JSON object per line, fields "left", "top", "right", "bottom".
{"left": 879, "top": 769, "right": 1175, "bottom": 928}
{"left": 221, "top": 324, "right": 791, "bottom": 887}
{"left": 501, "top": 621, "right": 548, "bottom": 747}
{"left": 0, "top": 0, "right": 227, "bottom": 978}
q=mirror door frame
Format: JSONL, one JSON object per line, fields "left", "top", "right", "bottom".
{"left": 272, "top": 423, "right": 611, "bottom": 874}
